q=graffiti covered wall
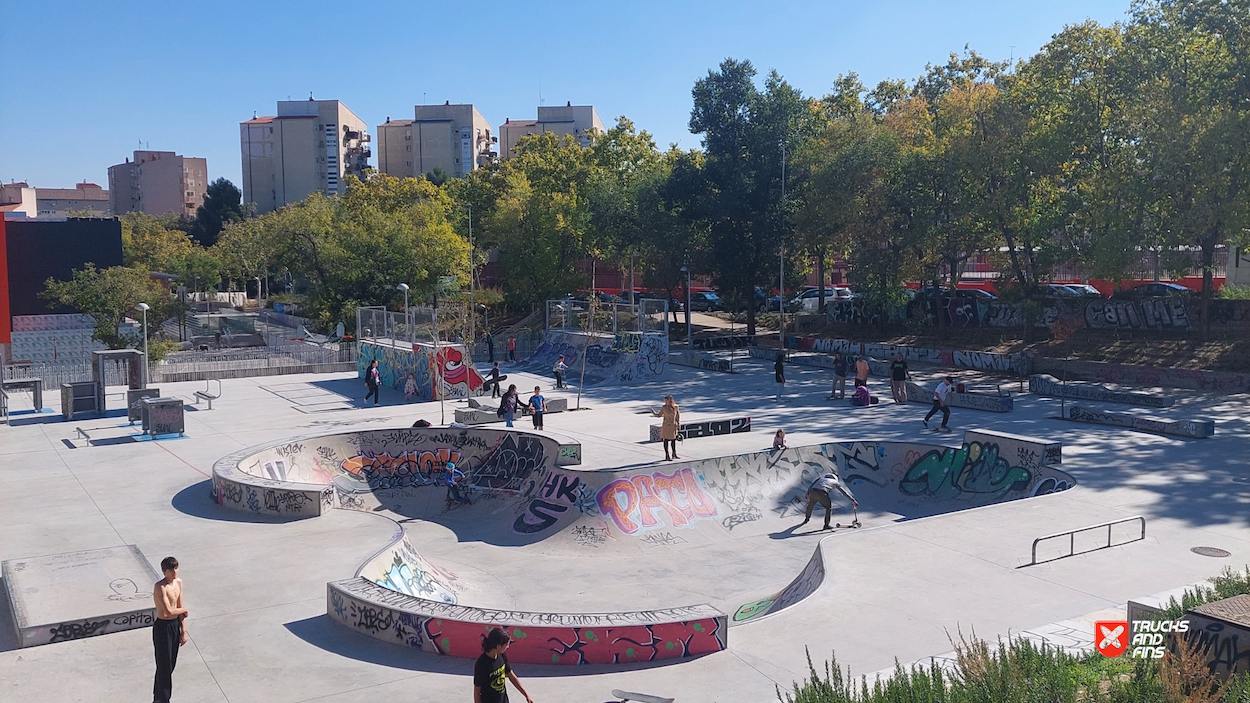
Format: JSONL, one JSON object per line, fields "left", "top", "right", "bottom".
{"left": 522, "top": 331, "right": 668, "bottom": 386}
{"left": 357, "top": 340, "right": 484, "bottom": 400}
{"left": 785, "top": 337, "right": 1031, "bottom": 376}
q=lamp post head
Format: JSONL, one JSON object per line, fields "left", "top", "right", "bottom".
{"left": 135, "top": 303, "right": 150, "bottom": 312}
{"left": 396, "top": 283, "right": 410, "bottom": 292}
{"left": 680, "top": 266, "right": 688, "bottom": 274}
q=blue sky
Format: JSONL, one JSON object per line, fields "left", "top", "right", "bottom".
{"left": 1, "top": 0, "right": 1132, "bottom": 190}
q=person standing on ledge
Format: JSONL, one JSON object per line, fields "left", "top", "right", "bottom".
{"left": 474, "top": 627, "right": 534, "bottom": 703}
{"left": 774, "top": 353, "right": 786, "bottom": 402}
{"left": 152, "top": 556, "right": 188, "bottom": 703}
{"left": 652, "top": 395, "right": 681, "bottom": 461}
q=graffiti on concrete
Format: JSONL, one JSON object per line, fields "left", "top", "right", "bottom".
{"left": 649, "top": 417, "right": 751, "bottom": 443}
{"left": 372, "top": 541, "right": 457, "bottom": 604}
{"left": 900, "top": 442, "right": 1033, "bottom": 500}
{"left": 471, "top": 434, "right": 547, "bottom": 492}
{"left": 596, "top": 468, "right": 719, "bottom": 534}
{"left": 1028, "top": 374, "right": 1175, "bottom": 407}
{"left": 692, "top": 335, "right": 755, "bottom": 350}
{"left": 1084, "top": 298, "right": 1188, "bottom": 330}
{"left": 733, "top": 547, "right": 826, "bottom": 624}
{"left": 514, "top": 472, "right": 592, "bottom": 534}
{"left": 328, "top": 578, "right": 727, "bottom": 665}
{"left": 1065, "top": 405, "right": 1215, "bottom": 438}
{"left": 1183, "top": 615, "right": 1250, "bottom": 677}
{"left": 787, "top": 337, "right": 1030, "bottom": 376}
{"left": 340, "top": 448, "right": 465, "bottom": 490}
{"left": 358, "top": 341, "right": 483, "bottom": 400}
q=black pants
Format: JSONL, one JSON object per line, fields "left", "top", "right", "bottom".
{"left": 489, "top": 381, "right": 501, "bottom": 398}
{"left": 663, "top": 438, "right": 678, "bottom": 459}
{"left": 508, "top": 349, "right": 516, "bottom": 362}
{"left": 554, "top": 371, "right": 564, "bottom": 388}
{"left": 532, "top": 411, "right": 544, "bottom": 429}
{"left": 153, "top": 617, "right": 182, "bottom": 703}
{"left": 488, "top": 345, "right": 495, "bottom": 363}
{"left": 924, "top": 400, "right": 950, "bottom": 426}
{"left": 365, "top": 383, "right": 379, "bottom": 404}
{"left": 804, "top": 489, "right": 833, "bottom": 526}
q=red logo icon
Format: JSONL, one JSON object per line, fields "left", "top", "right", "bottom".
{"left": 1095, "top": 621, "right": 1129, "bottom": 657}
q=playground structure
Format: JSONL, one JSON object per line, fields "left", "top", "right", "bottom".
{"left": 211, "top": 425, "right": 1074, "bottom": 665}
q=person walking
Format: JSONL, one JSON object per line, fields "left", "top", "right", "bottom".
{"left": 889, "top": 353, "right": 910, "bottom": 404}
{"left": 485, "top": 362, "right": 503, "bottom": 398}
{"left": 830, "top": 351, "right": 848, "bottom": 399}
{"left": 800, "top": 470, "right": 858, "bottom": 530}
{"left": 774, "top": 353, "right": 786, "bottom": 402}
{"left": 498, "top": 384, "right": 519, "bottom": 428}
{"left": 364, "top": 360, "right": 381, "bottom": 405}
{"left": 152, "top": 556, "right": 188, "bottom": 703}
{"left": 651, "top": 395, "right": 681, "bottom": 461}
{"left": 474, "top": 627, "right": 535, "bottom": 703}
{"left": 854, "top": 355, "right": 870, "bottom": 388}
{"left": 552, "top": 355, "right": 568, "bottom": 390}
{"left": 923, "top": 376, "right": 955, "bottom": 431}
{"left": 484, "top": 331, "right": 495, "bottom": 364}
{"left": 507, "top": 337, "right": 517, "bottom": 364}
{"left": 527, "top": 386, "right": 545, "bottom": 430}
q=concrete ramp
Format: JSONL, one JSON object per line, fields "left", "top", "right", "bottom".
{"left": 520, "top": 330, "right": 668, "bottom": 386}
{"left": 2, "top": 545, "right": 159, "bottom": 648}
{"left": 213, "top": 426, "right": 1074, "bottom": 664}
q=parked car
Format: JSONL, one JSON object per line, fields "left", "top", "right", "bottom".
{"left": 1110, "top": 282, "right": 1193, "bottom": 300}
{"left": 687, "top": 291, "right": 724, "bottom": 312}
{"left": 1040, "top": 283, "right": 1084, "bottom": 297}
{"left": 1063, "top": 284, "right": 1104, "bottom": 298}
{"left": 791, "top": 287, "right": 854, "bottom": 311}
{"left": 912, "top": 286, "right": 997, "bottom": 301}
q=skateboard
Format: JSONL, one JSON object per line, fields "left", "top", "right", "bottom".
{"left": 930, "top": 426, "right": 954, "bottom": 433}
{"left": 611, "top": 690, "right": 674, "bottom": 703}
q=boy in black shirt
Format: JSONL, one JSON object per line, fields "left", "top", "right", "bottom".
{"left": 889, "top": 353, "right": 910, "bottom": 404}
{"left": 474, "top": 627, "right": 534, "bottom": 703}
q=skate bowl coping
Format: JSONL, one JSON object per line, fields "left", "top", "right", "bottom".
{"left": 210, "top": 427, "right": 582, "bottom": 518}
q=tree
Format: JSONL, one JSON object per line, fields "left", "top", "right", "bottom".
{"left": 192, "top": 178, "right": 244, "bottom": 246}
{"left": 425, "top": 167, "right": 450, "bottom": 187}
{"left": 41, "top": 265, "right": 181, "bottom": 349}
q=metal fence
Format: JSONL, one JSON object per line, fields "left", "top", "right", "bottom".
{"left": 545, "top": 298, "right": 669, "bottom": 334}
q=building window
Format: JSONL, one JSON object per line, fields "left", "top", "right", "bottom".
{"left": 406, "top": 145, "right": 411, "bottom": 152}
{"left": 406, "top": 161, "right": 412, "bottom": 167}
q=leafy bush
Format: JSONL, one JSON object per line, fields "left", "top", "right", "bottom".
{"left": 1217, "top": 285, "right": 1250, "bottom": 300}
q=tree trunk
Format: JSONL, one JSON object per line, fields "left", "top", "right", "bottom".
{"left": 746, "top": 289, "right": 757, "bottom": 337}
{"left": 816, "top": 248, "right": 826, "bottom": 312}
{"left": 1200, "top": 233, "right": 1215, "bottom": 342}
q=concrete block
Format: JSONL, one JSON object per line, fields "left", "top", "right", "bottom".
{"left": 963, "top": 428, "right": 1061, "bottom": 467}
{"left": 905, "top": 382, "right": 1013, "bottom": 412}
{"left": 1184, "top": 595, "right": 1250, "bottom": 678}
{"left": 2, "top": 545, "right": 160, "bottom": 648}
{"left": 669, "top": 350, "right": 735, "bottom": 373}
{"left": 1029, "top": 374, "right": 1174, "bottom": 407}
{"left": 650, "top": 416, "right": 751, "bottom": 443}
{"left": 1064, "top": 405, "right": 1215, "bottom": 438}
{"left": 454, "top": 408, "right": 500, "bottom": 425}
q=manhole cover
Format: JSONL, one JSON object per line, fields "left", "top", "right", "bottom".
{"left": 1192, "top": 546, "right": 1232, "bottom": 558}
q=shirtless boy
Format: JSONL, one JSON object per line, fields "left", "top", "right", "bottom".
{"left": 153, "top": 556, "right": 188, "bottom": 703}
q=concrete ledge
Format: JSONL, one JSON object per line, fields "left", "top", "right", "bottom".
{"left": 154, "top": 361, "right": 356, "bottom": 383}
{"left": 650, "top": 417, "right": 751, "bottom": 443}
{"left": 327, "top": 577, "right": 727, "bottom": 665}
{"left": 748, "top": 346, "right": 890, "bottom": 376}
{"left": 1063, "top": 405, "right": 1215, "bottom": 438}
{"left": 2, "top": 545, "right": 160, "bottom": 648}
{"left": 906, "top": 382, "right": 1013, "bottom": 412}
{"left": 1033, "top": 357, "right": 1250, "bottom": 393}
{"left": 1029, "top": 374, "right": 1175, "bottom": 407}
{"left": 668, "top": 350, "right": 736, "bottom": 373}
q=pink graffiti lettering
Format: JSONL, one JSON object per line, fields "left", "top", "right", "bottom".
{"left": 596, "top": 468, "right": 718, "bottom": 534}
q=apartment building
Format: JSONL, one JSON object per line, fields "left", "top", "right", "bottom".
{"left": 240, "top": 97, "right": 370, "bottom": 214}
{"left": 376, "top": 102, "right": 495, "bottom": 180}
{"left": 107, "top": 151, "right": 208, "bottom": 217}
{"left": 498, "top": 103, "right": 605, "bottom": 159}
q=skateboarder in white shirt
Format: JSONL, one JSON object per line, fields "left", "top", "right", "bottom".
{"left": 923, "top": 376, "right": 955, "bottom": 430}
{"left": 800, "top": 470, "right": 857, "bottom": 530}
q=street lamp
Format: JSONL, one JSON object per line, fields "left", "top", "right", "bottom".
{"left": 135, "top": 302, "right": 150, "bottom": 387}
{"left": 396, "top": 283, "right": 410, "bottom": 343}
{"left": 478, "top": 303, "right": 489, "bottom": 334}
{"left": 680, "top": 266, "right": 692, "bottom": 349}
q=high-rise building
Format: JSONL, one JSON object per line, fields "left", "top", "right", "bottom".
{"left": 107, "top": 151, "right": 207, "bottom": 217}
{"left": 240, "top": 97, "right": 371, "bottom": 214}
{"left": 376, "top": 102, "right": 495, "bottom": 180}
{"left": 498, "top": 103, "right": 605, "bottom": 159}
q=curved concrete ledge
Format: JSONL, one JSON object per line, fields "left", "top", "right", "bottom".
{"left": 732, "top": 544, "right": 826, "bottom": 625}
{"left": 327, "top": 577, "right": 727, "bottom": 665}
{"left": 210, "top": 427, "right": 582, "bottom": 519}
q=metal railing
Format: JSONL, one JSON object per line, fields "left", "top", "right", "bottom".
{"left": 1029, "top": 516, "right": 1146, "bottom": 566}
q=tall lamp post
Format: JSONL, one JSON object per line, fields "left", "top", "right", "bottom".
{"left": 680, "top": 266, "right": 692, "bottom": 349}
{"left": 396, "top": 283, "right": 410, "bottom": 343}
{"left": 779, "top": 139, "right": 786, "bottom": 352}
{"left": 135, "top": 302, "right": 150, "bottom": 387}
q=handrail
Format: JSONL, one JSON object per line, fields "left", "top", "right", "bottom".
{"left": 1029, "top": 515, "right": 1145, "bottom": 566}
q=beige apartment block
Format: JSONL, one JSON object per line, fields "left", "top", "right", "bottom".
{"left": 240, "top": 97, "right": 370, "bottom": 214}
{"left": 35, "top": 183, "right": 111, "bottom": 217}
{"left": 377, "top": 102, "right": 495, "bottom": 180}
{"left": 107, "top": 151, "right": 207, "bottom": 217}
{"left": 498, "top": 103, "right": 605, "bottom": 159}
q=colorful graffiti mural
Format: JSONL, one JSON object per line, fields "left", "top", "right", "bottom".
{"left": 596, "top": 468, "right": 720, "bottom": 534}
{"left": 340, "top": 449, "right": 465, "bottom": 490}
{"left": 358, "top": 341, "right": 483, "bottom": 400}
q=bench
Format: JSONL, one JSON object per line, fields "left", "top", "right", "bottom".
{"left": 193, "top": 379, "right": 222, "bottom": 410}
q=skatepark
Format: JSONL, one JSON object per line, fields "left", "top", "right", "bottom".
{"left": 1, "top": 343, "right": 1248, "bottom": 702}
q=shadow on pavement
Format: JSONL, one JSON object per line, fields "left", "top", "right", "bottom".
{"left": 171, "top": 479, "right": 306, "bottom": 524}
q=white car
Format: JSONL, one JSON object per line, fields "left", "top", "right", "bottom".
{"left": 793, "top": 287, "right": 854, "bottom": 311}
